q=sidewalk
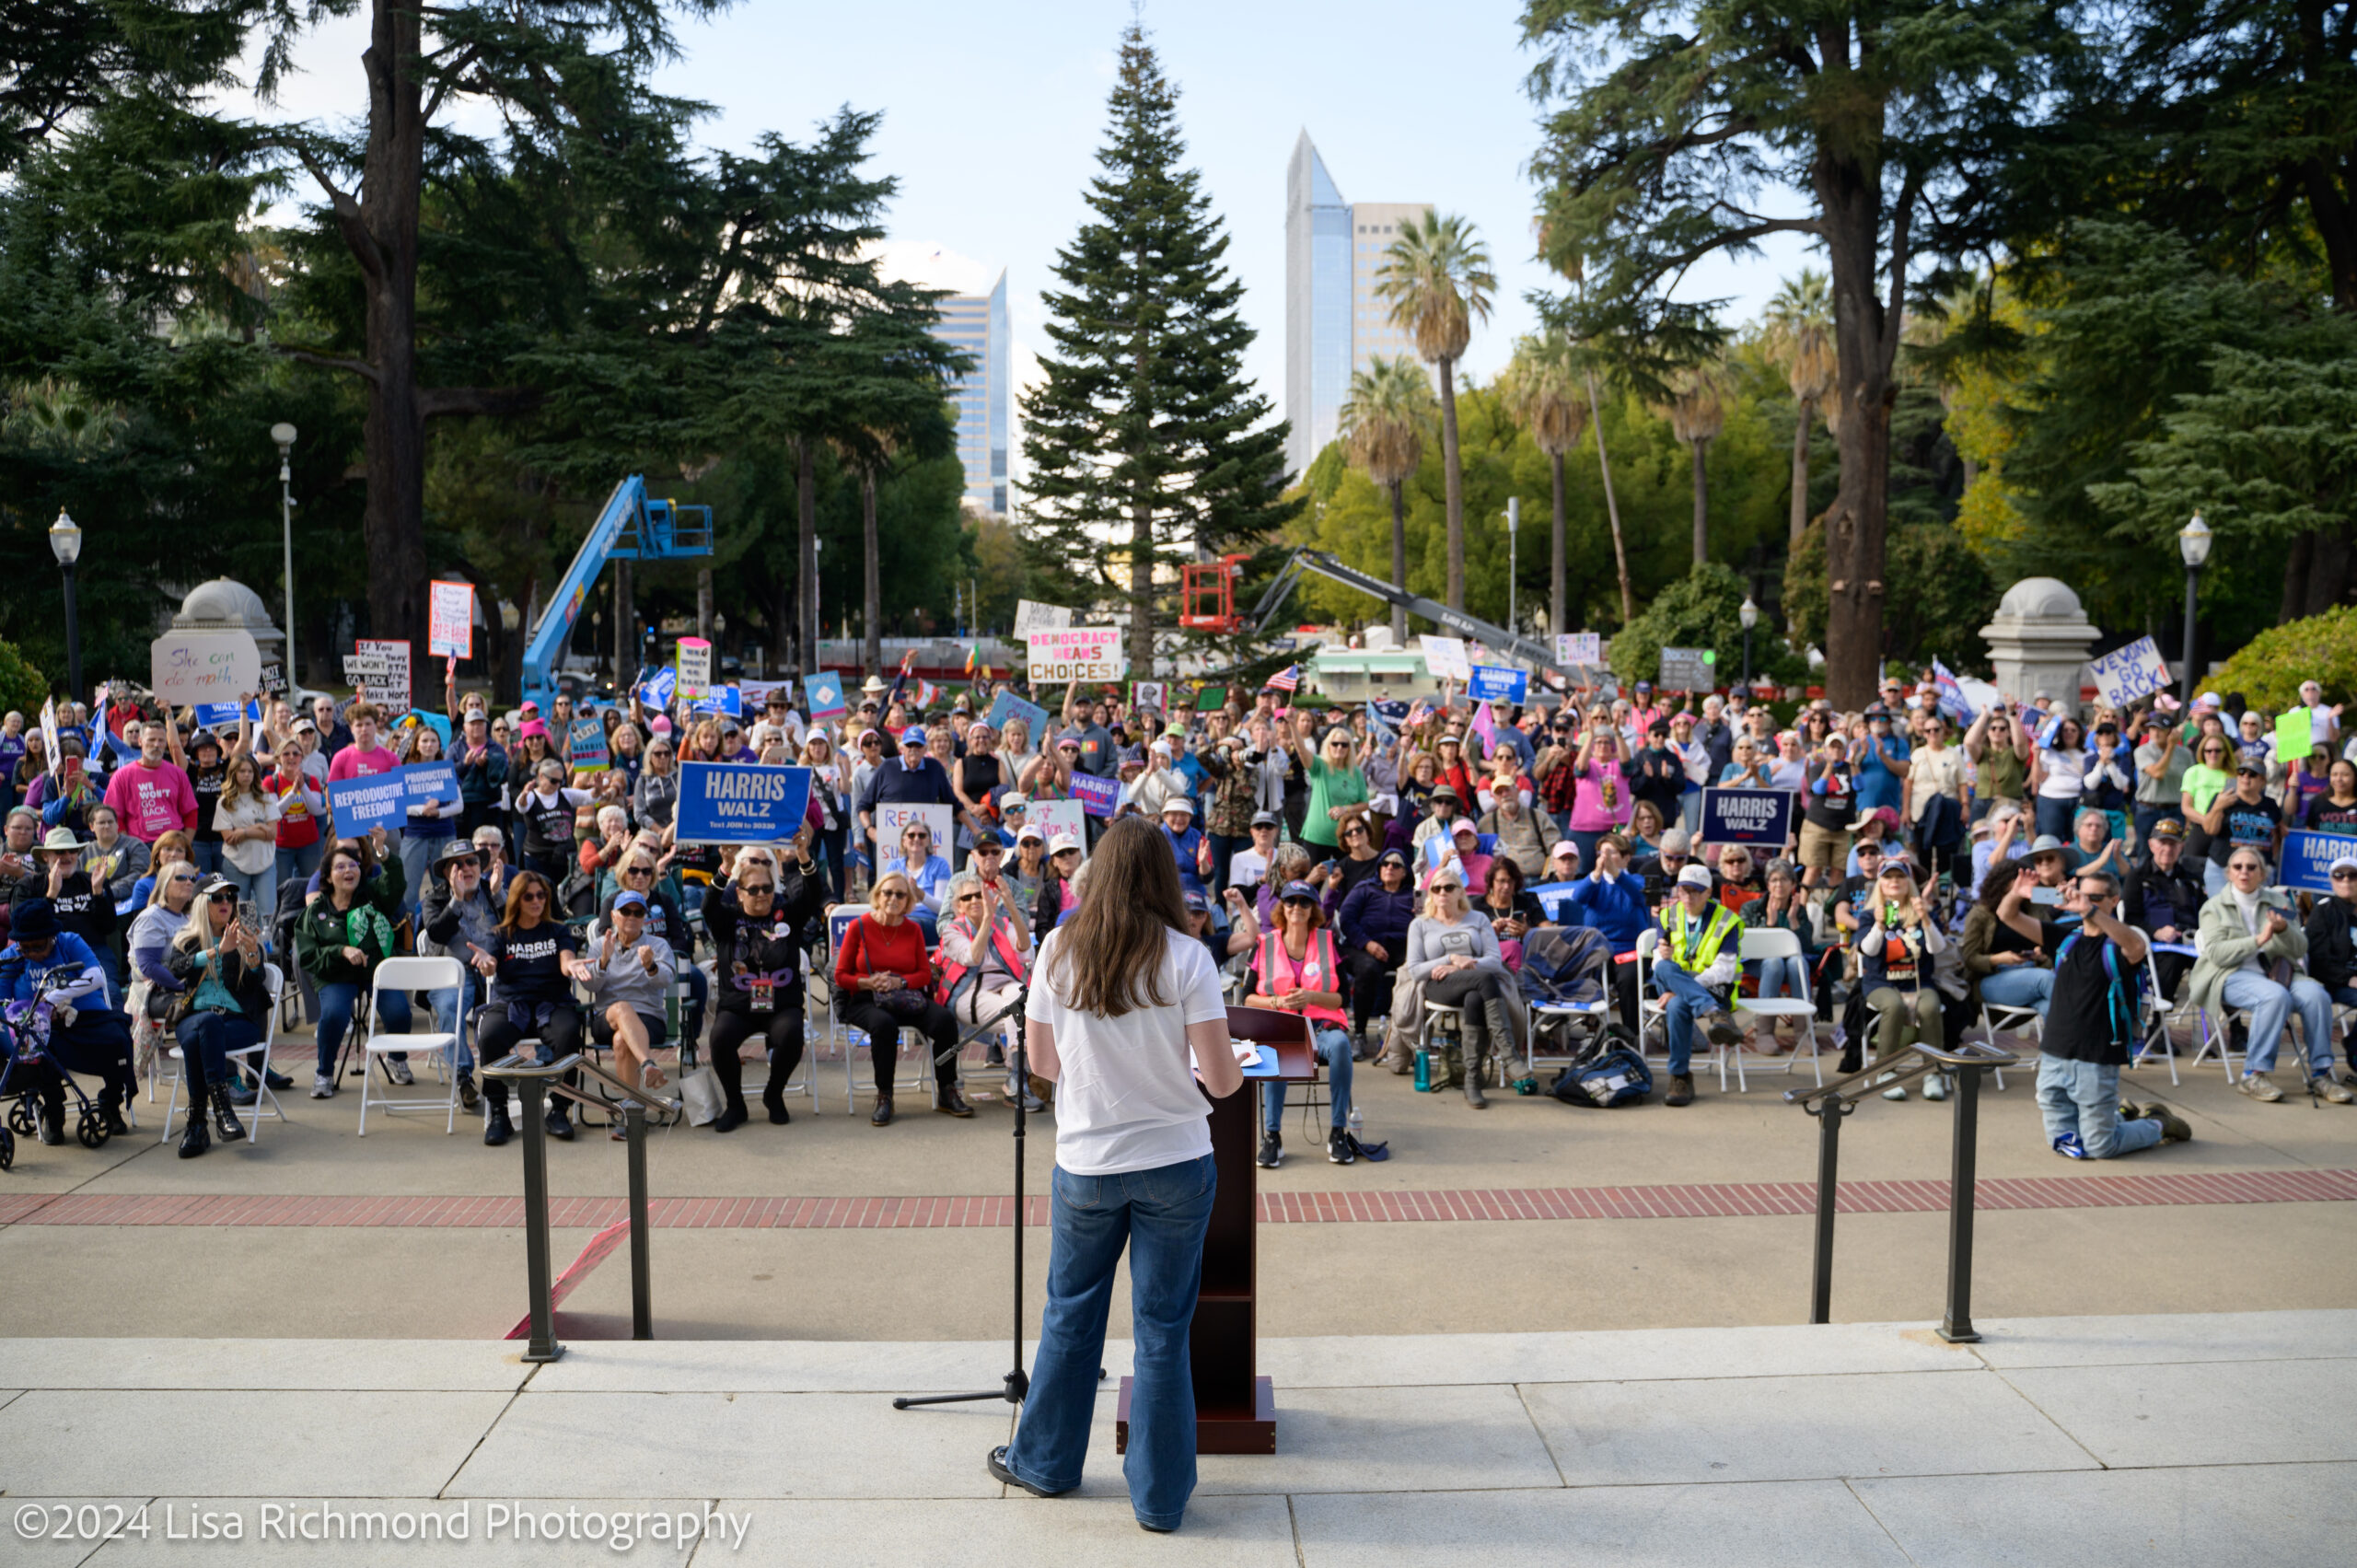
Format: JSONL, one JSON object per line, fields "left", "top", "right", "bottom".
{"left": 2, "top": 1309, "right": 2348, "bottom": 1564}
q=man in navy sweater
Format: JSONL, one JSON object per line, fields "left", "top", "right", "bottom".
{"left": 1564, "top": 833, "right": 1655, "bottom": 1031}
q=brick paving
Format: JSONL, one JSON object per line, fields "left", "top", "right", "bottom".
{"left": 3, "top": 1167, "right": 2349, "bottom": 1231}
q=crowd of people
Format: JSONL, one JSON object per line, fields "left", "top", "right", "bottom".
{"left": 2, "top": 656, "right": 2353, "bottom": 1167}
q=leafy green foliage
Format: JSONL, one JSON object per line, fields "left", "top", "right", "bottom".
{"left": 1783, "top": 517, "right": 1999, "bottom": 675}
{"left": 1610, "top": 563, "right": 1803, "bottom": 690}
{"left": 0, "top": 637, "right": 49, "bottom": 713}
{"left": 2205, "top": 607, "right": 2357, "bottom": 712}
{"left": 1019, "top": 23, "right": 1297, "bottom": 669}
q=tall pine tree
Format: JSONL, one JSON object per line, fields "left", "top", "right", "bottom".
{"left": 1021, "top": 23, "right": 1295, "bottom": 673}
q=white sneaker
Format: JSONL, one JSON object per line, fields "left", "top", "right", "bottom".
{"left": 310, "top": 1074, "right": 336, "bottom": 1099}
{"left": 1923, "top": 1074, "right": 1950, "bottom": 1101}
{"left": 389, "top": 1060, "right": 415, "bottom": 1086}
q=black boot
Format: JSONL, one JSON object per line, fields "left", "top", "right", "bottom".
{"left": 177, "top": 1109, "right": 211, "bottom": 1158}
{"left": 100, "top": 1101, "right": 130, "bottom": 1137}
{"left": 211, "top": 1085, "right": 247, "bottom": 1143}
{"left": 482, "top": 1098, "right": 513, "bottom": 1146}
{"left": 714, "top": 1094, "right": 748, "bottom": 1133}
{"left": 761, "top": 1051, "right": 790, "bottom": 1124}
{"left": 545, "top": 1101, "right": 576, "bottom": 1142}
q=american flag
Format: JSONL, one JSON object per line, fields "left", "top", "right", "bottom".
{"left": 1264, "top": 665, "right": 1299, "bottom": 694}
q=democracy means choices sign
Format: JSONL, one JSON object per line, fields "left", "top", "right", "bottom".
{"left": 1027, "top": 627, "right": 1124, "bottom": 683}
{"left": 2087, "top": 635, "right": 2175, "bottom": 709}
{"left": 673, "top": 762, "right": 813, "bottom": 844}
{"left": 1701, "top": 786, "right": 1797, "bottom": 847}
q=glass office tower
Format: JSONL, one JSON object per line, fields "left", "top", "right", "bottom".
{"left": 1284, "top": 133, "right": 1429, "bottom": 480}
{"left": 933, "top": 271, "right": 1010, "bottom": 514}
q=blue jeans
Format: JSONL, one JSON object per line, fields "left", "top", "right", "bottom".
{"left": 219, "top": 862, "right": 276, "bottom": 942}
{"left": 2331, "top": 985, "right": 2357, "bottom": 1071}
{"left": 1979, "top": 965, "right": 2056, "bottom": 1016}
{"left": 315, "top": 980, "right": 411, "bottom": 1076}
{"left": 2033, "top": 796, "right": 2077, "bottom": 840}
{"left": 1261, "top": 1025, "right": 1353, "bottom": 1134}
{"left": 191, "top": 840, "right": 225, "bottom": 876}
{"left": 276, "top": 840, "right": 323, "bottom": 889}
{"left": 1755, "top": 955, "right": 1808, "bottom": 1002}
{"left": 2219, "top": 970, "right": 2334, "bottom": 1079}
{"left": 1654, "top": 956, "right": 1724, "bottom": 1075}
{"left": 2132, "top": 804, "right": 2170, "bottom": 847}
{"left": 2036, "top": 1055, "right": 2163, "bottom": 1158}
{"left": 1004, "top": 1153, "right": 1217, "bottom": 1531}
{"left": 175, "top": 1010, "right": 263, "bottom": 1090}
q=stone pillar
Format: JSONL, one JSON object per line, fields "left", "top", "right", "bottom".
{"left": 1979, "top": 577, "right": 2098, "bottom": 717}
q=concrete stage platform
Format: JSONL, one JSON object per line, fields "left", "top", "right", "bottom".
{"left": 1, "top": 1309, "right": 2347, "bottom": 1563}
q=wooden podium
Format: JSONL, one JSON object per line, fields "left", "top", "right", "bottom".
{"left": 1115, "top": 1005, "right": 1316, "bottom": 1457}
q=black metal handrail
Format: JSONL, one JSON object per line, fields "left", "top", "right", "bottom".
{"left": 1783, "top": 1038, "right": 2020, "bottom": 1342}
{"left": 481, "top": 1052, "right": 679, "bottom": 1363}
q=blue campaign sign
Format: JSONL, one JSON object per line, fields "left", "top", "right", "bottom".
{"left": 1701, "top": 786, "right": 1796, "bottom": 847}
{"left": 1528, "top": 878, "right": 1582, "bottom": 923}
{"left": 1468, "top": 666, "right": 1529, "bottom": 704}
{"left": 2279, "top": 830, "right": 2357, "bottom": 893}
{"left": 690, "top": 685, "right": 742, "bottom": 717}
{"left": 400, "top": 760, "right": 461, "bottom": 816}
{"left": 327, "top": 771, "right": 408, "bottom": 838}
{"left": 987, "top": 690, "right": 1050, "bottom": 739}
{"left": 635, "top": 667, "right": 677, "bottom": 711}
{"left": 673, "top": 763, "right": 813, "bottom": 844}
{"left": 803, "top": 670, "right": 846, "bottom": 719}
{"left": 1069, "top": 772, "right": 1121, "bottom": 818}
{"left": 192, "top": 702, "right": 245, "bottom": 729}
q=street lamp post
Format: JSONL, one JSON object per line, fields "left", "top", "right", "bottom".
{"left": 2178, "top": 511, "right": 2212, "bottom": 703}
{"left": 48, "top": 511, "right": 82, "bottom": 704}
{"left": 272, "top": 423, "right": 298, "bottom": 689}
{"left": 1740, "top": 594, "right": 1759, "bottom": 690}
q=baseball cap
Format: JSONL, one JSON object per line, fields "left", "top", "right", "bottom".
{"left": 612, "top": 889, "right": 648, "bottom": 913}
{"left": 1676, "top": 864, "right": 1713, "bottom": 890}
{"left": 2235, "top": 759, "right": 2265, "bottom": 776}
{"left": 1451, "top": 818, "right": 1479, "bottom": 837}
{"left": 1250, "top": 810, "right": 1280, "bottom": 829}
{"left": 1161, "top": 795, "right": 1195, "bottom": 816}
{"left": 998, "top": 792, "right": 1029, "bottom": 811}
{"left": 2196, "top": 691, "right": 2222, "bottom": 707}
{"left": 900, "top": 726, "right": 926, "bottom": 747}
{"left": 1550, "top": 840, "right": 1579, "bottom": 860}
{"left": 1182, "top": 889, "right": 1210, "bottom": 913}
{"left": 1278, "top": 879, "right": 1319, "bottom": 903}
{"left": 1048, "top": 833, "right": 1081, "bottom": 855}
{"left": 1016, "top": 824, "right": 1045, "bottom": 844}
{"left": 2150, "top": 819, "right": 2185, "bottom": 841}
{"left": 2331, "top": 855, "right": 2357, "bottom": 877}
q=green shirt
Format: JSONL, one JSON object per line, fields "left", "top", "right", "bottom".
{"left": 2180, "top": 763, "right": 2231, "bottom": 817}
{"left": 1299, "top": 754, "right": 1367, "bottom": 849}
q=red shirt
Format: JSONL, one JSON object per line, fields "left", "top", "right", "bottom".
{"left": 835, "top": 913, "right": 931, "bottom": 994}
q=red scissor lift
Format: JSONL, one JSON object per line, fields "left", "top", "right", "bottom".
{"left": 1179, "top": 553, "right": 1250, "bottom": 634}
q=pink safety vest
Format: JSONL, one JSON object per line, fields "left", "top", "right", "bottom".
{"left": 1257, "top": 927, "right": 1348, "bottom": 1027}
{"left": 937, "top": 915, "right": 1028, "bottom": 1002}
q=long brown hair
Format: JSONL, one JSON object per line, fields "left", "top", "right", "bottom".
{"left": 1041, "top": 817, "right": 1186, "bottom": 1018}
{"left": 501, "top": 869, "right": 554, "bottom": 935}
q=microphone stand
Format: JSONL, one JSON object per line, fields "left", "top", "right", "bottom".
{"left": 895, "top": 986, "right": 1035, "bottom": 1411}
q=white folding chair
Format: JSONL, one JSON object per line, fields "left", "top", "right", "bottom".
{"left": 1733, "top": 928, "right": 1825, "bottom": 1088}
{"left": 1633, "top": 928, "right": 1669, "bottom": 1069}
{"left": 356, "top": 956, "right": 468, "bottom": 1134}
{"left": 158, "top": 963, "right": 291, "bottom": 1144}
{"left": 2131, "top": 943, "right": 2183, "bottom": 1086}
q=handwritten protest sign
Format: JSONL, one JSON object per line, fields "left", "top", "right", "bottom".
{"left": 567, "top": 717, "right": 610, "bottom": 771}
{"left": 1031, "top": 798, "right": 1087, "bottom": 858}
{"left": 2088, "top": 635, "right": 2175, "bottom": 710}
{"left": 1027, "top": 627, "right": 1124, "bottom": 684}
{"left": 870, "top": 800, "right": 953, "bottom": 867}
{"left": 1418, "top": 635, "right": 1471, "bottom": 681}
{"left": 428, "top": 580, "right": 475, "bottom": 660}
{"left": 150, "top": 631, "right": 260, "bottom": 704}
{"left": 343, "top": 639, "right": 411, "bottom": 708}
{"left": 675, "top": 637, "right": 713, "bottom": 702}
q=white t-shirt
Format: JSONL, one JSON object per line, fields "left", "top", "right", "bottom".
{"left": 1228, "top": 848, "right": 1271, "bottom": 889}
{"left": 1032, "top": 925, "right": 1226, "bottom": 1177}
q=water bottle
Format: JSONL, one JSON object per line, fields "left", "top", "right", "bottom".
{"left": 1346, "top": 1105, "right": 1364, "bottom": 1140}
{"left": 1412, "top": 1049, "right": 1433, "bottom": 1092}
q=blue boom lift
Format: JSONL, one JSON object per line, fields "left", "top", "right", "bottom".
{"left": 518, "top": 475, "right": 713, "bottom": 714}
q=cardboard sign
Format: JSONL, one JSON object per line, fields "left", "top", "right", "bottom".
{"left": 986, "top": 690, "right": 1051, "bottom": 740}
{"left": 2280, "top": 830, "right": 2357, "bottom": 893}
{"left": 1700, "top": 786, "right": 1797, "bottom": 847}
{"left": 1133, "top": 680, "right": 1167, "bottom": 715}
{"left": 428, "top": 580, "right": 476, "bottom": 660}
{"left": 1658, "top": 646, "right": 1715, "bottom": 692}
{"left": 1013, "top": 599, "right": 1075, "bottom": 639}
{"left": 567, "top": 717, "right": 610, "bottom": 772}
{"left": 675, "top": 637, "right": 713, "bottom": 702}
{"left": 327, "top": 771, "right": 408, "bottom": 838}
{"left": 344, "top": 638, "right": 412, "bottom": 708}
{"left": 1419, "top": 634, "right": 1471, "bottom": 681}
{"left": 1031, "top": 797, "right": 1087, "bottom": 859}
{"left": 1027, "top": 627, "right": 1124, "bottom": 684}
{"left": 256, "top": 660, "right": 287, "bottom": 696}
{"left": 2087, "top": 635, "right": 2174, "bottom": 710}
{"left": 1069, "top": 772, "right": 1121, "bottom": 818}
{"left": 803, "top": 670, "right": 846, "bottom": 719}
{"left": 673, "top": 762, "right": 812, "bottom": 844}
{"left": 871, "top": 800, "right": 953, "bottom": 870}
{"left": 1555, "top": 633, "right": 1602, "bottom": 668}
{"left": 2275, "top": 707, "right": 2313, "bottom": 762}
{"left": 1469, "top": 666, "right": 1529, "bottom": 705}
{"left": 150, "top": 630, "right": 261, "bottom": 703}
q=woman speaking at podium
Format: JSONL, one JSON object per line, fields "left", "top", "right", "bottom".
{"left": 988, "top": 816, "right": 1245, "bottom": 1534}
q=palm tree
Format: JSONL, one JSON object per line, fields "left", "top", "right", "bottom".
{"left": 1376, "top": 212, "right": 1495, "bottom": 611}
{"left": 1662, "top": 365, "right": 1727, "bottom": 565}
{"left": 1762, "top": 270, "right": 1836, "bottom": 549}
{"left": 1499, "top": 330, "right": 1594, "bottom": 636}
{"left": 1338, "top": 355, "right": 1434, "bottom": 644}
{"left": 1530, "top": 222, "right": 1635, "bottom": 626}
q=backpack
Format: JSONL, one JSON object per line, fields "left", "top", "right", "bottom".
{"left": 1546, "top": 1022, "right": 1653, "bottom": 1108}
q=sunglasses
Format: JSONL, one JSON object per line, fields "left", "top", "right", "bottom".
{"left": 1429, "top": 883, "right": 1462, "bottom": 895}
{"left": 2333, "top": 871, "right": 2357, "bottom": 882}
{"left": 738, "top": 883, "right": 775, "bottom": 895}
{"left": 955, "top": 891, "right": 984, "bottom": 903}
{"left": 207, "top": 891, "right": 236, "bottom": 903}
{"left": 520, "top": 889, "right": 547, "bottom": 902}
{"left": 169, "top": 872, "right": 199, "bottom": 884}
{"left": 623, "top": 865, "right": 653, "bottom": 876}
{"left": 875, "top": 888, "right": 909, "bottom": 900}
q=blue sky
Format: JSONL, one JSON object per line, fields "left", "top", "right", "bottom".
{"left": 242, "top": 1, "right": 1815, "bottom": 478}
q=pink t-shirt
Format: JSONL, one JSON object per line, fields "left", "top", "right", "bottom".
{"left": 326, "top": 743, "right": 400, "bottom": 784}
{"left": 1569, "top": 760, "right": 1634, "bottom": 832}
{"left": 102, "top": 760, "right": 198, "bottom": 842}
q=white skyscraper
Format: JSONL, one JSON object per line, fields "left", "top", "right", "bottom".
{"left": 1284, "top": 131, "right": 1429, "bottom": 479}
{"left": 931, "top": 271, "right": 1010, "bottom": 515}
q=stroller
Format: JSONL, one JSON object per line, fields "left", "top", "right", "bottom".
{"left": 0, "top": 969, "right": 119, "bottom": 1161}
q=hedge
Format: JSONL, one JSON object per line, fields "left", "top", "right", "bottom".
{"left": 2203, "top": 606, "right": 2357, "bottom": 712}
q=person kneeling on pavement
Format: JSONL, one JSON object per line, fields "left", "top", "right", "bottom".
{"left": 473, "top": 870, "right": 595, "bottom": 1145}
{"left": 1655, "top": 864, "right": 1744, "bottom": 1108}
{"left": 0, "top": 898, "right": 135, "bottom": 1146}
{"left": 1246, "top": 879, "right": 1357, "bottom": 1167}
{"left": 1992, "top": 866, "right": 2191, "bottom": 1156}
{"left": 2189, "top": 848, "right": 2353, "bottom": 1105}
{"left": 584, "top": 891, "right": 676, "bottom": 1139}
{"left": 163, "top": 877, "right": 273, "bottom": 1157}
